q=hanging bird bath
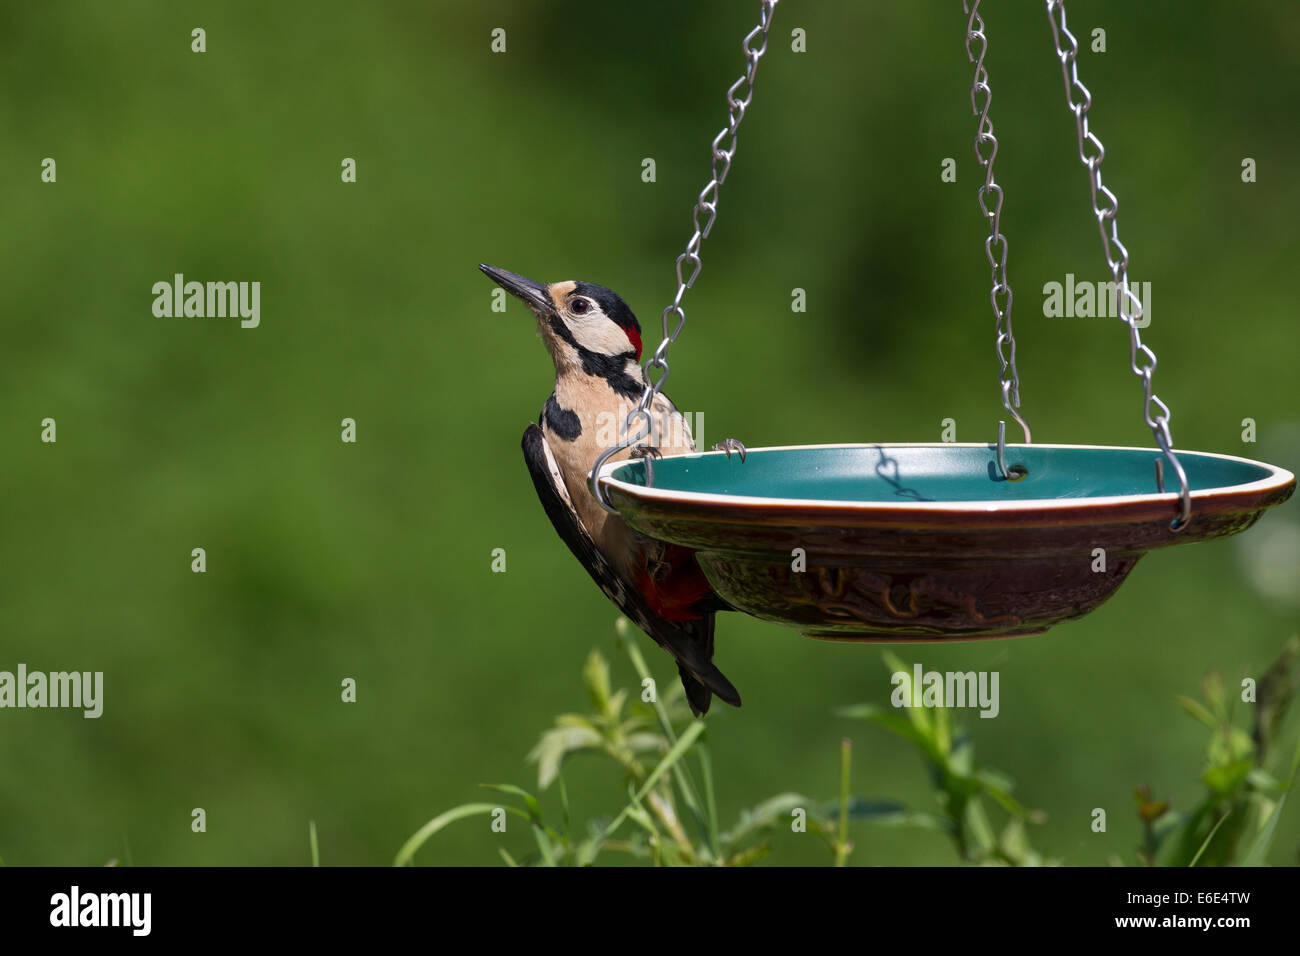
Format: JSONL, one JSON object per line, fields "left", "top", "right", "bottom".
{"left": 598, "top": 444, "right": 1294, "bottom": 640}
{"left": 576, "top": 0, "right": 1297, "bottom": 644}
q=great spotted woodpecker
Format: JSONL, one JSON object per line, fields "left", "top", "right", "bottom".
{"left": 479, "top": 265, "right": 744, "bottom": 715}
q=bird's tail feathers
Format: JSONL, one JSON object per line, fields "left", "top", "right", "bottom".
{"left": 678, "top": 662, "right": 713, "bottom": 716}
{"left": 677, "top": 659, "right": 742, "bottom": 717}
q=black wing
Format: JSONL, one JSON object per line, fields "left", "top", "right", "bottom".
{"left": 520, "top": 423, "right": 740, "bottom": 713}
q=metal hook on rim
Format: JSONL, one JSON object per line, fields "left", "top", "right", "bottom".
{"left": 1154, "top": 456, "right": 1192, "bottom": 533}
{"left": 995, "top": 420, "right": 1028, "bottom": 481}
{"left": 589, "top": 411, "right": 653, "bottom": 515}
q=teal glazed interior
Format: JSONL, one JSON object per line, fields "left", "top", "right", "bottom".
{"left": 608, "top": 445, "right": 1276, "bottom": 503}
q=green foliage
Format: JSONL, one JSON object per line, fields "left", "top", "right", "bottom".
{"left": 1138, "top": 636, "right": 1300, "bottom": 867}
{"left": 397, "top": 619, "right": 885, "bottom": 866}
{"left": 396, "top": 632, "right": 1300, "bottom": 867}
{"left": 839, "top": 652, "right": 1053, "bottom": 867}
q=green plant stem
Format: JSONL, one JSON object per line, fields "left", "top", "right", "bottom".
{"left": 835, "top": 738, "right": 852, "bottom": 866}
{"left": 1188, "top": 809, "right": 1231, "bottom": 867}
{"left": 617, "top": 619, "right": 716, "bottom": 858}
{"left": 600, "top": 720, "right": 707, "bottom": 845}
{"left": 647, "top": 790, "right": 695, "bottom": 858}
{"left": 309, "top": 820, "right": 320, "bottom": 867}
{"left": 698, "top": 740, "right": 721, "bottom": 860}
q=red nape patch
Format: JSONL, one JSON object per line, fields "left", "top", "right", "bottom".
{"left": 623, "top": 325, "right": 642, "bottom": 359}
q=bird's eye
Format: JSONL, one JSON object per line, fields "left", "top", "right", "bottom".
{"left": 570, "top": 298, "right": 590, "bottom": 315}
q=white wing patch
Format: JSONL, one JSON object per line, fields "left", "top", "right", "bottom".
{"left": 536, "top": 428, "right": 629, "bottom": 607}
{"left": 539, "top": 432, "right": 576, "bottom": 510}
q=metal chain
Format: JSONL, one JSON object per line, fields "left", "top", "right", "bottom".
{"left": 1045, "top": 0, "right": 1191, "bottom": 530}
{"left": 591, "top": 0, "right": 778, "bottom": 511}
{"left": 964, "top": 0, "right": 1031, "bottom": 467}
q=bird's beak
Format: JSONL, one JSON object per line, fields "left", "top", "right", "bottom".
{"left": 479, "top": 264, "right": 553, "bottom": 315}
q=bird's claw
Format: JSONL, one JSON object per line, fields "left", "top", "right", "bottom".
{"left": 711, "top": 437, "right": 748, "bottom": 463}
{"left": 630, "top": 445, "right": 663, "bottom": 486}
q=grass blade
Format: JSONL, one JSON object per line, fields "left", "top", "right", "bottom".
{"left": 835, "top": 738, "right": 852, "bottom": 866}
{"left": 1187, "top": 809, "right": 1231, "bottom": 867}
{"left": 393, "top": 803, "right": 530, "bottom": 866}
{"left": 600, "top": 720, "right": 707, "bottom": 844}
{"left": 697, "top": 740, "right": 720, "bottom": 859}
{"left": 1242, "top": 735, "right": 1300, "bottom": 866}
{"left": 617, "top": 618, "right": 713, "bottom": 855}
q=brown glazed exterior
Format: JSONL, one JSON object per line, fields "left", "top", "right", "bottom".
{"left": 604, "top": 471, "right": 1295, "bottom": 641}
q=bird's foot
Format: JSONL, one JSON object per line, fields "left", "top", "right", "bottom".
{"left": 711, "top": 437, "right": 748, "bottom": 463}
{"left": 630, "top": 444, "right": 663, "bottom": 486}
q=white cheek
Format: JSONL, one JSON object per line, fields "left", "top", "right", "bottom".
{"left": 570, "top": 316, "right": 634, "bottom": 356}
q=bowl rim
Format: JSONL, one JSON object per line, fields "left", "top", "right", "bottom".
{"left": 596, "top": 442, "right": 1297, "bottom": 515}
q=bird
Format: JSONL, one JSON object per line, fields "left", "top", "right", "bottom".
{"left": 479, "top": 264, "right": 745, "bottom": 716}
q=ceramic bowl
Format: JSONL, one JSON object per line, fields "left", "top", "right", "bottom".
{"left": 599, "top": 443, "right": 1295, "bottom": 640}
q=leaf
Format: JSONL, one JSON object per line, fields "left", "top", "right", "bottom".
{"left": 583, "top": 650, "right": 612, "bottom": 715}
{"left": 1249, "top": 794, "right": 1276, "bottom": 830}
{"left": 1175, "top": 694, "right": 1219, "bottom": 730}
{"left": 837, "top": 703, "right": 946, "bottom": 768}
{"left": 1188, "top": 810, "right": 1232, "bottom": 868}
{"left": 722, "top": 793, "right": 825, "bottom": 848}
{"left": 393, "top": 803, "right": 530, "bottom": 866}
{"left": 557, "top": 773, "right": 571, "bottom": 837}
{"left": 723, "top": 843, "right": 773, "bottom": 867}
{"left": 531, "top": 823, "right": 558, "bottom": 866}
{"left": 574, "top": 838, "right": 602, "bottom": 867}
{"left": 1150, "top": 809, "right": 1183, "bottom": 848}
{"left": 880, "top": 652, "right": 932, "bottom": 737}
{"left": 1166, "top": 798, "right": 1219, "bottom": 866}
{"left": 479, "top": 783, "right": 543, "bottom": 823}
{"left": 1201, "top": 758, "right": 1252, "bottom": 797}
{"left": 1202, "top": 669, "right": 1225, "bottom": 715}
{"left": 498, "top": 847, "right": 519, "bottom": 867}
{"left": 624, "top": 732, "right": 666, "bottom": 754}
{"left": 835, "top": 799, "right": 953, "bottom": 834}
{"left": 608, "top": 688, "right": 628, "bottom": 721}
{"left": 723, "top": 794, "right": 951, "bottom": 850}
{"left": 613, "top": 618, "right": 714, "bottom": 854}
{"left": 619, "top": 788, "right": 661, "bottom": 840}
{"left": 1246, "top": 768, "right": 1282, "bottom": 792}
{"left": 947, "top": 730, "right": 975, "bottom": 776}
{"left": 1206, "top": 726, "right": 1255, "bottom": 767}
{"left": 600, "top": 720, "right": 707, "bottom": 843}
{"left": 1000, "top": 818, "right": 1029, "bottom": 861}
{"left": 555, "top": 713, "right": 600, "bottom": 729}
{"left": 696, "top": 740, "right": 721, "bottom": 860}
{"left": 528, "top": 724, "right": 604, "bottom": 790}
{"left": 1241, "top": 735, "right": 1300, "bottom": 866}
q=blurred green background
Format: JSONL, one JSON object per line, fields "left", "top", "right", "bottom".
{"left": 1, "top": 0, "right": 1297, "bottom": 865}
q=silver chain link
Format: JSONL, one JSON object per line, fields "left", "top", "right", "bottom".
{"left": 964, "top": 0, "right": 1031, "bottom": 449}
{"left": 591, "top": 0, "right": 778, "bottom": 511}
{"left": 1045, "top": 0, "right": 1190, "bottom": 530}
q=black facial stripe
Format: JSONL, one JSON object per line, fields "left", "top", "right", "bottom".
{"left": 543, "top": 393, "right": 582, "bottom": 441}
{"left": 547, "top": 313, "right": 580, "bottom": 350}
{"left": 572, "top": 281, "right": 641, "bottom": 334}
{"left": 580, "top": 351, "right": 642, "bottom": 400}
{"left": 547, "top": 314, "right": 642, "bottom": 400}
